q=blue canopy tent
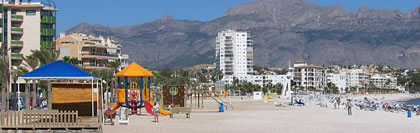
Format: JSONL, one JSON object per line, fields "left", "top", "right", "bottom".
{"left": 19, "top": 61, "right": 102, "bottom": 117}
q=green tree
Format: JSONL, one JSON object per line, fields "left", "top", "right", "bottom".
{"left": 0, "top": 46, "right": 9, "bottom": 112}
{"left": 62, "top": 56, "right": 81, "bottom": 66}
{"left": 30, "top": 49, "right": 57, "bottom": 65}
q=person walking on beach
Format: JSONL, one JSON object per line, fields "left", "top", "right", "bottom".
{"left": 153, "top": 103, "right": 160, "bottom": 122}
{"left": 336, "top": 97, "right": 341, "bottom": 109}
{"left": 346, "top": 99, "right": 352, "bottom": 115}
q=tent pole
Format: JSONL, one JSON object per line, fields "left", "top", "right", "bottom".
{"left": 124, "top": 77, "right": 128, "bottom": 107}
{"left": 140, "top": 77, "right": 143, "bottom": 102}
{"left": 18, "top": 82, "right": 20, "bottom": 111}
{"left": 96, "top": 80, "right": 100, "bottom": 121}
{"left": 148, "top": 77, "right": 151, "bottom": 102}
{"left": 91, "top": 78, "right": 94, "bottom": 117}
{"left": 100, "top": 80, "right": 104, "bottom": 125}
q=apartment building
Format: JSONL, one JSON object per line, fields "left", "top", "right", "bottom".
{"left": 215, "top": 30, "right": 291, "bottom": 88}
{"left": 340, "top": 69, "right": 370, "bottom": 89}
{"left": 370, "top": 74, "right": 397, "bottom": 89}
{"left": 327, "top": 73, "right": 348, "bottom": 93}
{"left": 0, "top": 0, "right": 57, "bottom": 69}
{"left": 56, "top": 33, "right": 129, "bottom": 70}
{"left": 216, "top": 30, "right": 253, "bottom": 76}
{"left": 291, "top": 61, "right": 327, "bottom": 90}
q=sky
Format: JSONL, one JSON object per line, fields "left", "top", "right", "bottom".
{"left": 54, "top": 0, "right": 420, "bottom": 33}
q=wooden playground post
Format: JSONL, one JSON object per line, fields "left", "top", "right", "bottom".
{"left": 48, "top": 83, "right": 52, "bottom": 110}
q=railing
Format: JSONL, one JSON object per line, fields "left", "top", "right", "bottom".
{"left": 0, "top": 110, "right": 79, "bottom": 129}
{"left": 10, "top": 53, "right": 23, "bottom": 59}
{"left": 11, "top": 15, "right": 23, "bottom": 21}
{"left": 81, "top": 53, "right": 119, "bottom": 57}
{"left": 41, "top": 16, "right": 55, "bottom": 24}
{"left": 11, "top": 40, "right": 23, "bottom": 45}
{"left": 41, "top": 41, "right": 55, "bottom": 49}
{"left": 41, "top": 29, "right": 55, "bottom": 36}
{"left": 11, "top": 28, "right": 23, "bottom": 34}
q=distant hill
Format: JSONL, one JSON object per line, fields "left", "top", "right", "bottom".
{"left": 66, "top": 0, "right": 420, "bottom": 69}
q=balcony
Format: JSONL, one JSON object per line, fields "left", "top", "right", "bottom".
{"left": 11, "top": 15, "right": 23, "bottom": 21}
{"left": 11, "top": 53, "right": 23, "bottom": 59}
{"left": 41, "top": 41, "right": 55, "bottom": 49}
{"left": 11, "top": 40, "right": 23, "bottom": 47}
{"left": 41, "top": 29, "right": 55, "bottom": 36}
{"left": 11, "top": 27, "right": 23, "bottom": 34}
{"left": 81, "top": 52, "right": 119, "bottom": 60}
{"left": 41, "top": 16, "right": 56, "bottom": 24}
{"left": 118, "top": 54, "right": 129, "bottom": 59}
{"left": 83, "top": 64, "right": 111, "bottom": 70}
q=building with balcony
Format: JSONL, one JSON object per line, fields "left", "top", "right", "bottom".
{"left": 339, "top": 69, "right": 370, "bottom": 89}
{"left": 370, "top": 74, "right": 397, "bottom": 89}
{"left": 216, "top": 30, "right": 291, "bottom": 89}
{"left": 291, "top": 61, "right": 327, "bottom": 90}
{"left": 56, "top": 33, "right": 129, "bottom": 70}
{"left": 327, "top": 73, "right": 348, "bottom": 93}
{"left": 216, "top": 30, "right": 253, "bottom": 76}
{"left": 0, "top": 0, "right": 57, "bottom": 68}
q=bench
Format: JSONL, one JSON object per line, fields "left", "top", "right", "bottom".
{"left": 169, "top": 107, "right": 191, "bottom": 118}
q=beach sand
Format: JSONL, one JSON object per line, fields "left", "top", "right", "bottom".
{"left": 103, "top": 94, "right": 420, "bottom": 133}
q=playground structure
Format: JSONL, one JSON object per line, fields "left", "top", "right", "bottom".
{"left": 104, "top": 62, "right": 171, "bottom": 124}
{"left": 2, "top": 61, "right": 103, "bottom": 131}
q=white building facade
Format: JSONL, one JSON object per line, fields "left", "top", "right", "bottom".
{"left": 340, "top": 69, "right": 370, "bottom": 89}
{"left": 216, "top": 30, "right": 253, "bottom": 76}
{"left": 291, "top": 61, "right": 327, "bottom": 90}
{"left": 327, "top": 73, "right": 348, "bottom": 93}
{"left": 370, "top": 75, "right": 398, "bottom": 89}
{"left": 216, "top": 30, "right": 290, "bottom": 88}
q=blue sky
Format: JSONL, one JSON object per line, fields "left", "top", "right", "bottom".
{"left": 55, "top": 0, "right": 420, "bottom": 33}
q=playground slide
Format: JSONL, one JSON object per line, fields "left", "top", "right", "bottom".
{"left": 144, "top": 101, "right": 155, "bottom": 115}
{"left": 144, "top": 101, "right": 172, "bottom": 115}
{"left": 159, "top": 109, "right": 172, "bottom": 115}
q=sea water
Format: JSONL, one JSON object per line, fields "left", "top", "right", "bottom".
{"left": 404, "top": 98, "right": 420, "bottom": 105}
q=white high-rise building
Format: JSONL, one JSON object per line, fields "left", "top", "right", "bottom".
{"left": 0, "top": 0, "right": 57, "bottom": 69}
{"left": 216, "top": 30, "right": 253, "bottom": 76}
{"left": 215, "top": 30, "right": 291, "bottom": 91}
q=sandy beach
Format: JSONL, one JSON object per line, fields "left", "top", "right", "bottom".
{"left": 103, "top": 94, "right": 420, "bottom": 133}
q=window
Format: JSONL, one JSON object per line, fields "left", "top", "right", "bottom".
{"left": 26, "top": 10, "right": 36, "bottom": 16}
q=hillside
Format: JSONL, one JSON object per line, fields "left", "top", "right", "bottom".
{"left": 66, "top": 0, "right": 420, "bottom": 69}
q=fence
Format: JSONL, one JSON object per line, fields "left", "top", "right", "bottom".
{"left": 0, "top": 110, "right": 79, "bottom": 129}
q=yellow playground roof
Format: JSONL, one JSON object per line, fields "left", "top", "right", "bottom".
{"left": 115, "top": 62, "right": 154, "bottom": 77}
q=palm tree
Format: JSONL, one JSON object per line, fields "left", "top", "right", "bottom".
{"left": 0, "top": 48, "right": 9, "bottom": 112}
{"left": 31, "top": 49, "right": 57, "bottom": 66}
{"left": 62, "top": 56, "right": 81, "bottom": 66}
{"left": 23, "top": 54, "right": 39, "bottom": 109}
{"left": 23, "top": 55, "right": 39, "bottom": 70}
{"left": 11, "top": 67, "right": 28, "bottom": 110}
{"left": 107, "top": 61, "right": 121, "bottom": 103}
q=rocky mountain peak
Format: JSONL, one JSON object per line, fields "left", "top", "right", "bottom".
{"left": 66, "top": 0, "right": 420, "bottom": 69}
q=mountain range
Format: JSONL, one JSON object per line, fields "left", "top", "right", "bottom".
{"left": 66, "top": 0, "right": 420, "bottom": 69}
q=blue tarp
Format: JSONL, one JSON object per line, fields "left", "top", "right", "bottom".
{"left": 21, "top": 60, "right": 98, "bottom": 80}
